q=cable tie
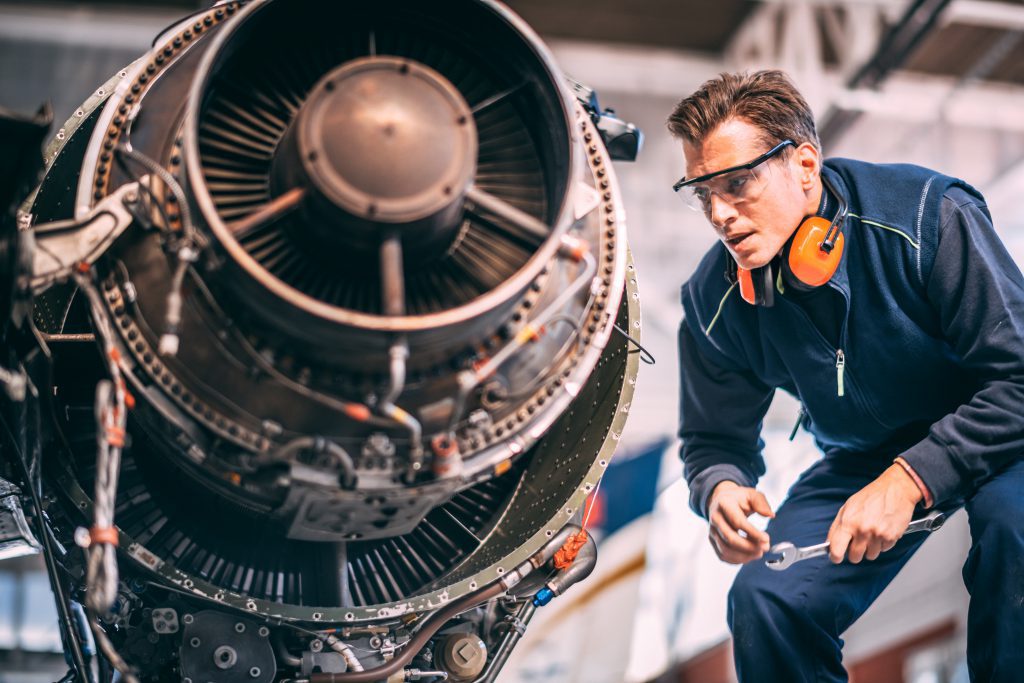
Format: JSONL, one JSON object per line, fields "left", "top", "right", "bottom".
{"left": 553, "top": 530, "right": 588, "bottom": 570}
{"left": 105, "top": 426, "right": 126, "bottom": 448}
{"left": 89, "top": 526, "right": 119, "bottom": 547}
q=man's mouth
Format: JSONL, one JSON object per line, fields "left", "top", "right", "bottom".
{"left": 725, "top": 232, "right": 753, "bottom": 247}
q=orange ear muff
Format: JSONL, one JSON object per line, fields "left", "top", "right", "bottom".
{"left": 786, "top": 215, "right": 845, "bottom": 288}
{"left": 736, "top": 265, "right": 774, "bottom": 307}
{"left": 737, "top": 267, "right": 756, "bottom": 304}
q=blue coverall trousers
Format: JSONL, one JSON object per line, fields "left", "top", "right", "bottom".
{"left": 728, "top": 454, "right": 1024, "bottom": 682}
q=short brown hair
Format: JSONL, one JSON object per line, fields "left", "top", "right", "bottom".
{"left": 666, "top": 70, "right": 820, "bottom": 152}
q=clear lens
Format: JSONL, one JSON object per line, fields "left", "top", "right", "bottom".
{"left": 675, "top": 155, "right": 779, "bottom": 213}
{"left": 677, "top": 166, "right": 771, "bottom": 213}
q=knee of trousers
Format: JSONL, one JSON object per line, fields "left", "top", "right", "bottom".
{"left": 728, "top": 561, "right": 847, "bottom": 640}
{"left": 963, "top": 510, "right": 1024, "bottom": 592}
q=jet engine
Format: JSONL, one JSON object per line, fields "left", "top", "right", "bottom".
{"left": 0, "top": 1, "right": 641, "bottom": 681}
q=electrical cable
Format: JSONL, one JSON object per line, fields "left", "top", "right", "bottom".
{"left": 612, "top": 323, "right": 654, "bottom": 365}
{"left": 0, "top": 398, "right": 90, "bottom": 681}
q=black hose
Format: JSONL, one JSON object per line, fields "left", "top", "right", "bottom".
{"left": 309, "top": 582, "right": 506, "bottom": 683}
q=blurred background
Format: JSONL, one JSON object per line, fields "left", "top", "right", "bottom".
{"left": 2, "top": 1, "right": 1021, "bottom": 681}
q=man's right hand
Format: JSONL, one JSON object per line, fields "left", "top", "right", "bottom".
{"left": 707, "top": 480, "right": 775, "bottom": 564}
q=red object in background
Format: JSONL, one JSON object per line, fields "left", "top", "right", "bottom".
{"left": 583, "top": 489, "right": 606, "bottom": 530}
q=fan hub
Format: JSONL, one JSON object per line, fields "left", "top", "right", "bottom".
{"left": 273, "top": 56, "right": 476, "bottom": 252}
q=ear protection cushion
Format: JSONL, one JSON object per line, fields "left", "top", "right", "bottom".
{"left": 783, "top": 215, "right": 845, "bottom": 289}
{"left": 737, "top": 264, "right": 775, "bottom": 307}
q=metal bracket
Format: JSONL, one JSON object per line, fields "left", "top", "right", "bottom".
{"left": 30, "top": 181, "right": 140, "bottom": 291}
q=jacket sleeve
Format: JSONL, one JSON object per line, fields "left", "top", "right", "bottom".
{"left": 678, "top": 319, "right": 775, "bottom": 518}
{"left": 900, "top": 190, "right": 1024, "bottom": 504}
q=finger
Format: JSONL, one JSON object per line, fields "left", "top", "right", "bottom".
{"left": 719, "top": 503, "right": 770, "bottom": 548}
{"left": 865, "top": 538, "right": 883, "bottom": 562}
{"left": 708, "top": 531, "right": 725, "bottom": 561}
{"left": 710, "top": 524, "right": 762, "bottom": 564}
{"left": 750, "top": 491, "right": 776, "bottom": 519}
{"left": 827, "top": 507, "right": 845, "bottom": 546}
{"left": 710, "top": 510, "right": 763, "bottom": 555}
{"left": 881, "top": 537, "right": 898, "bottom": 553}
{"left": 847, "top": 534, "right": 868, "bottom": 564}
{"left": 828, "top": 527, "right": 851, "bottom": 564}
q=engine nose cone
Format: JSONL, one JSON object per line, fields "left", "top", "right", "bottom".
{"left": 304, "top": 57, "right": 476, "bottom": 225}
{"left": 272, "top": 56, "right": 477, "bottom": 256}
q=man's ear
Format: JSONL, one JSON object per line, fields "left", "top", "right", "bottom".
{"left": 795, "top": 142, "right": 820, "bottom": 190}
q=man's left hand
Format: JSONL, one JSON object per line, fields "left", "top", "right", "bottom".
{"left": 827, "top": 464, "right": 923, "bottom": 564}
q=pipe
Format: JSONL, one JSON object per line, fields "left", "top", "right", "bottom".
{"left": 274, "top": 632, "right": 302, "bottom": 668}
{"left": 473, "top": 601, "right": 536, "bottom": 683}
{"left": 376, "top": 338, "right": 424, "bottom": 482}
{"left": 263, "top": 436, "right": 358, "bottom": 489}
{"left": 309, "top": 582, "right": 506, "bottom": 683}
{"left": 308, "top": 525, "right": 579, "bottom": 683}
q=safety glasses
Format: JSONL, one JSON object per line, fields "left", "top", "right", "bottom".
{"left": 672, "top": 139, "right": 795, "bottom": 213}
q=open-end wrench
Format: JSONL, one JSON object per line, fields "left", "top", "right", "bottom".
{"left": 765, "top": 509, "right": 946, "bottom": 571}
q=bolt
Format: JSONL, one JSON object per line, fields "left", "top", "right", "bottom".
{"left": 190, "top": 637, "right": 201, "bottom": 648}
{"left": 183, "top": 614, "right": 194, "bottom": 624}
{"left": 249, "top": 667, "right": 261, "bottom": 678}
{"left": 234, "top": 622, "right": 246, "bottom": 633}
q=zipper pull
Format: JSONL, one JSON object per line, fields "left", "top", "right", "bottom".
{"left": 836, "top": 349, "right": 846, "bottom": 397}
{"left": 789, "top": 405, "right": 805, "bottom": 441}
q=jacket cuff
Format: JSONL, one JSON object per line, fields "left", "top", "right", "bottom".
{"left": 899, "top": 436, "right": 962, "bottom": 506}
{"left": 893, "top": 456, "right": 934, "bottom": 508}
{"left": 689, "top": 464, "right": 755, "bottom": 519}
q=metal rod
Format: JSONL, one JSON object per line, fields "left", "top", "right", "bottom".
{"left": 380, "top": 233, "right": 406, "bottom": 317}
{"left": 465, "top": 186, "right": 550, "bottom": 241}
{"left": 471, "top": 82, "right": 526, "bottom": 115}
{"left": 228, "top": 187, "right": 307, "bottom": 240}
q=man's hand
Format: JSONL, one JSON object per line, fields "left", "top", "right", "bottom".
{"left": 707, "top": 481, "right": 774, "bottom": 564}
{"left": 827, "top": 464, "right": 923, "bottom": 564}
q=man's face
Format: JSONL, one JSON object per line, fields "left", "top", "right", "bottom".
{"left": 681, "top": 117, "right": 818, "bottom": 270}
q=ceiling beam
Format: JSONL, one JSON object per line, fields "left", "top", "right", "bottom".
{"left": 549, "top": 39, "right": 721, "bottom": 98}
{"left": 834, "top": 75, "right": 1024, "bottom": 133}
{"left": 942, "top": 0, "right": 1024, "bottom": 31}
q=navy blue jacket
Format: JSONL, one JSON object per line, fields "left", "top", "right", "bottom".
{"left": 679, "top": 158, "right": 1024, "bottom": 518}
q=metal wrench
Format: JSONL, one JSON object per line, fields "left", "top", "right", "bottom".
{"left": 765, "top": 509, "right": 946, "bottom": 571}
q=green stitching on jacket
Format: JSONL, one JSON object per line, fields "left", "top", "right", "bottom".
{"left": 705, "top": 282, "right": 737, "bottom": 337}
{"left": 849, "top": 213, "right": 921, "bottom": 250}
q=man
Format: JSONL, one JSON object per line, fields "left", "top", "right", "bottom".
{"left": 669, "top": 70, "right": 1024, "bottom": 682}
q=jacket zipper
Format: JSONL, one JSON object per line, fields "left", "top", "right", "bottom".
{"left": 773, "top": 280, "right": 852, "bottom": 399}
{"left": 836, "top": 349, "right": 845, "bottom": 397}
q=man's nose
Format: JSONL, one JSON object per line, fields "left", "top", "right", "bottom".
{"left": 708, "top": 193, "right": 737, "bottom": 229}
